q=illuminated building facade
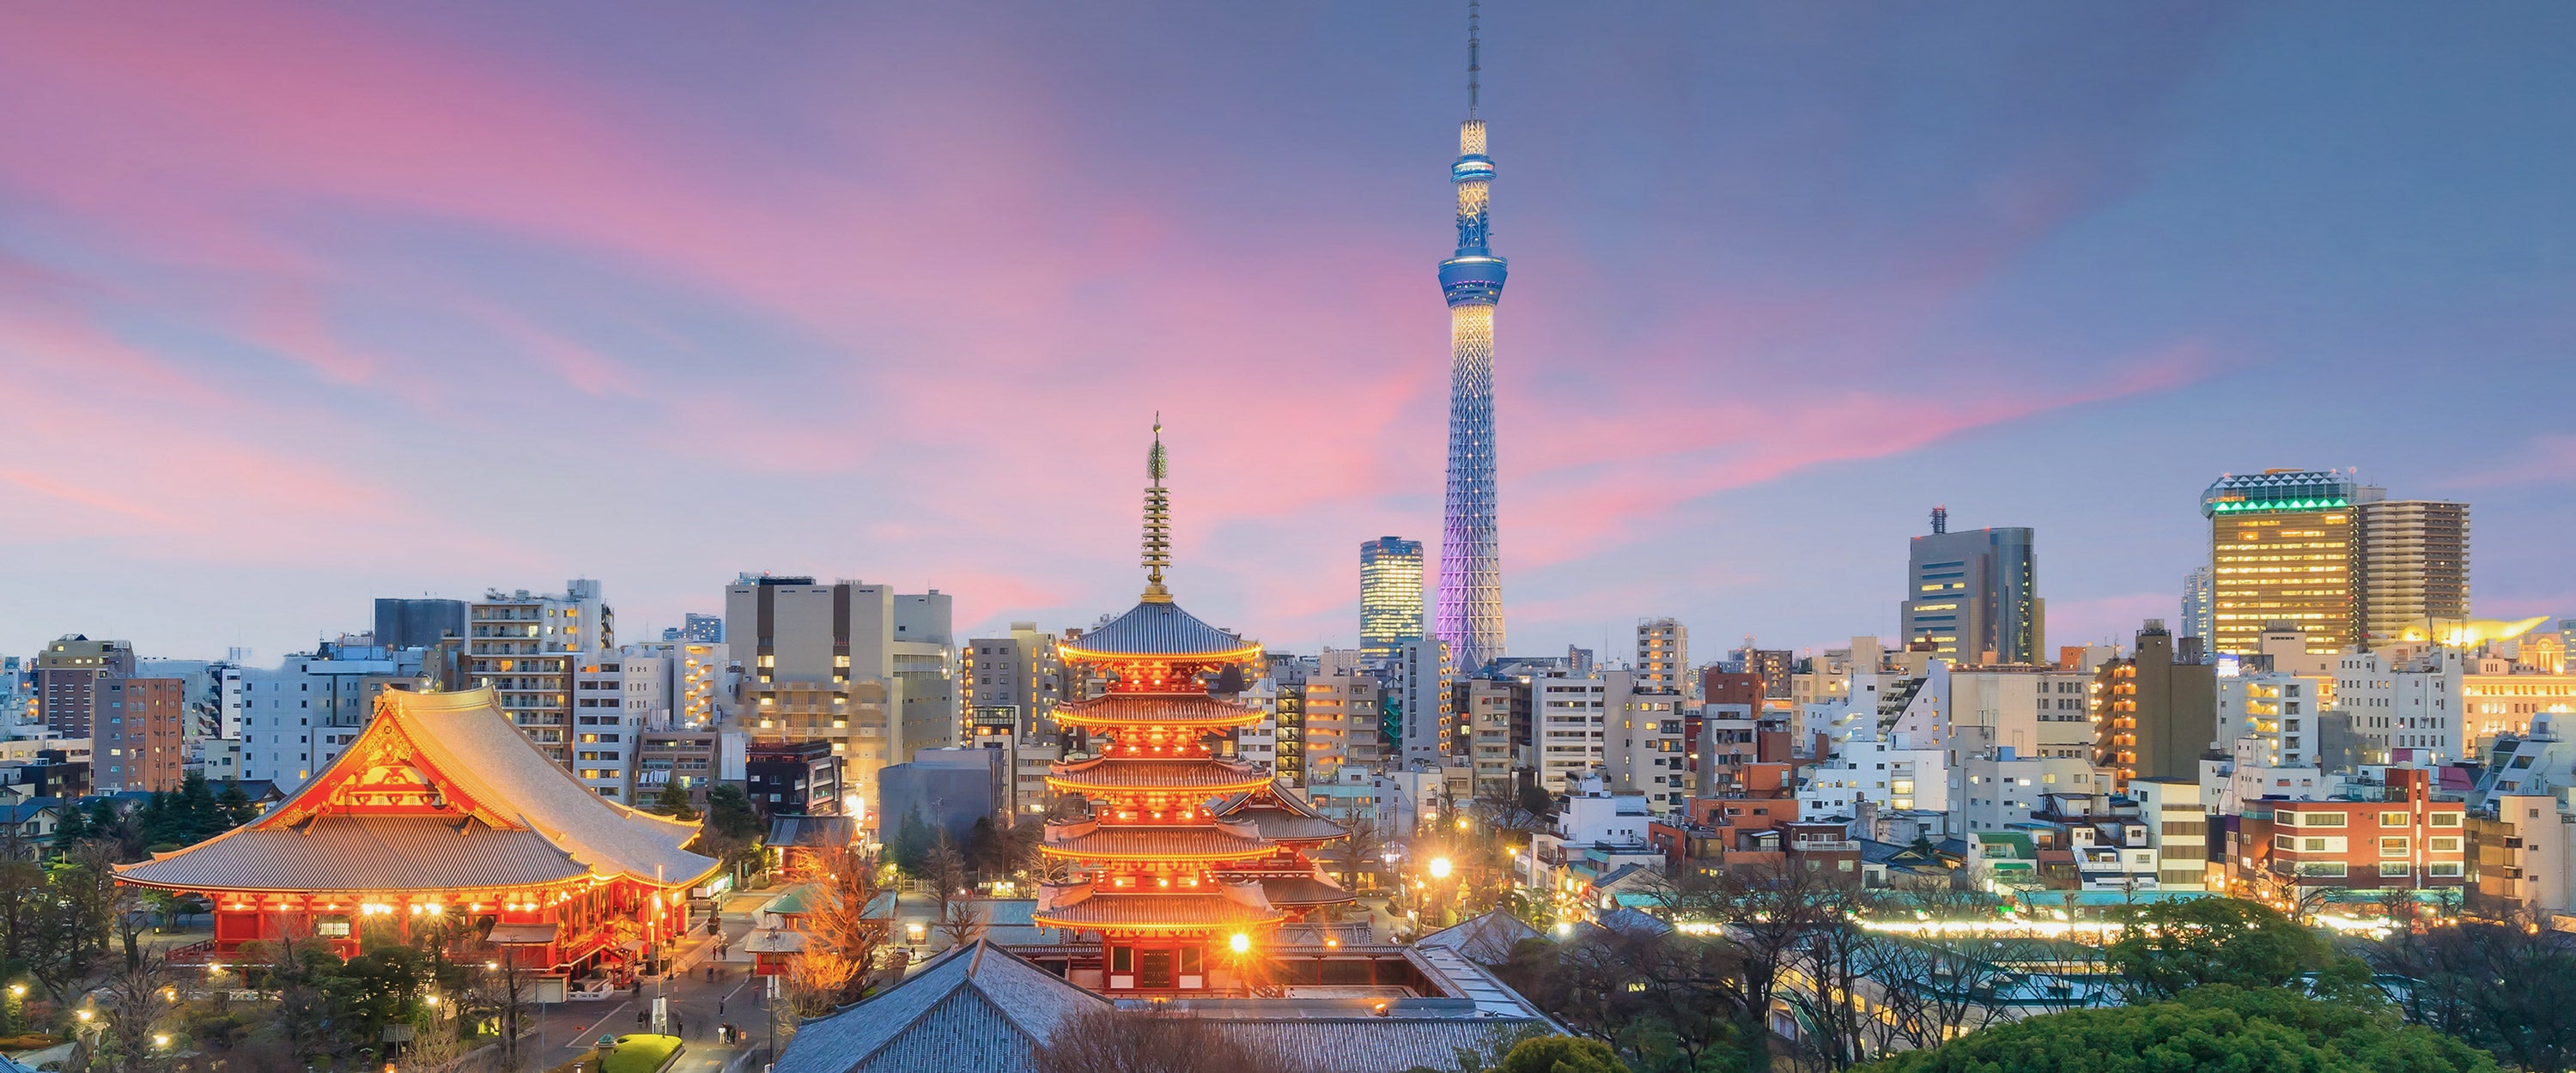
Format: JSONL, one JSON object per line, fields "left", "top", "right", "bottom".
{"left": 119, "top": 687, "right": 717, "bottom": 977}
{"left": 1899, "top": 509, "right": 2042, "bottom": 665}
{"left": 1031, "top": 426, "right": 1351, "bottom": 993}
{"left": 1432, "top": 5, "right": 1508, "bottom": 676}
{"left": 1636, "top": 617, "right": 1688, "bottom": 694}
{"left": 1359, "top": 536, "right": 1425, "bottom": 667}
{"left": 2091, "top": 621, "right": 2217, "bottom": 785}
{"left": 2202, "top": 470, "right": 2361, "bottom": 654}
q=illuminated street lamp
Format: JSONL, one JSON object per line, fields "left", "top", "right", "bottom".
{"left": 1228, "top": 932, "right": 1251, "bottom": 955}
{"left": 1427, "top": 857, "right": 1453, "bottom": 881}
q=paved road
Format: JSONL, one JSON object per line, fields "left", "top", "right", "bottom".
{"left": 519, "top": 890, "right": 776, "bottom": 1072}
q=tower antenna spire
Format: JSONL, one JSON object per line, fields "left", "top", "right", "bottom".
{"left": 1467, "top": 0, "right": 1481, "bottom": 118}
{"left": 1141, "top": 413, "right": 1172, "bottom": 603}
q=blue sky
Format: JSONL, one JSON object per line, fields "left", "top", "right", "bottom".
{"left": 0, "top": 3, "right": 2567, "bottom": 663}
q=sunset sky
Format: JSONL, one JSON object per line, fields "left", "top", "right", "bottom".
{"left": 2, "top": 3, "right": 2570, "bottom": 663}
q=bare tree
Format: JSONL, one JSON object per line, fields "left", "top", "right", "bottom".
{"left": 96, "top": 950, "right": 178, "bottom": 1073}
{"left": 934, "top": 897, "right": 987, "bottom": 949}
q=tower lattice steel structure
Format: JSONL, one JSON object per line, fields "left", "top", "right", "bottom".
{"left": 1433, "top": 1, "right": 1507, "bottom": 675}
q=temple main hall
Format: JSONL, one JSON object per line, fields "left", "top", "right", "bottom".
{"left": 118, "top": 687, "right": 720, "bottom": 988}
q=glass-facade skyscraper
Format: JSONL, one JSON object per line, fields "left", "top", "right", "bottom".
{"left": 1360, "top": 536, "right": 1425, "bottom": 666}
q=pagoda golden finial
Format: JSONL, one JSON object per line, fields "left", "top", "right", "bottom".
{"left": 1141, "top": 415, "right": 1172, "bottom": 603}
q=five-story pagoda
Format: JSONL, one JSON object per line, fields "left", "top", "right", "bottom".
{"left": 1032, "top": 423, "right": 1340, "bottom": 993}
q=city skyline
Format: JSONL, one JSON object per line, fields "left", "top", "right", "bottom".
{"left": 3, "top": 4, "right": 2572, "bottom": 662}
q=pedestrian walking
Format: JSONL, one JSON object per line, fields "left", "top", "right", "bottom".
{"left": 717, "top": 998, "right": 725, "bottom": 1016}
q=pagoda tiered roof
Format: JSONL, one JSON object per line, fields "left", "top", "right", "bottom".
{"left": 118, "top": 687, "right": 718, "bottom": 894}
{"left": 1046, "top": 756, "right": 1272, "bottom": 797}
{"left": 1051, "top": 694, "right": 1263, "bottom": 730}
{"left": 1058, "top": 601, "right": 1258, "bottom": 661}
{"left": 1030, "top": 879, "right": 1284, "bottom": 932}
{"left": 1040, "top": 818, "right": 1273, "bottom": 862}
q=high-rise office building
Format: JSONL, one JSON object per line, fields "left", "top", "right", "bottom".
{"left": 1636, "top": 618, "right": 1688, "bottom": 694}
{"left": 2181, "top": 566, "right": 2215, "bottom": 648}
{"left": 2356, "top": 500, "right": 2471, "bottom": 642}
{"left": 724, "top": 576, "right": 957, "bottom": 809}
{"left": 374, "top": 597, "right": 466, "bottom": 649}
{"left": 1431, "top": 8, "right": 1509, "bottom": 676}
{"left": 1359, "top": 536, "right": 1426, "bottom": 667}
{"left": 2202, "top": 470, "right": 2362, "bottom": 654}
{"left": 1899, "top": 508, "right": 2042, "bottom": 664}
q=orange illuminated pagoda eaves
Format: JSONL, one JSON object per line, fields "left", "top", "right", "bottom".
{"left": 1030, "top": 421, "right": 1352, "bottom": 993}
{"left": 118, "top": 687, "right": 720, "bottom": 976}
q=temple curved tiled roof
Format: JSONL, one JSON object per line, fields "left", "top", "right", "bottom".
{"left": 1246, "top": 874, "right": 1354, "bottom": 907}
{"left": 117, "top": 815, "right": 591, "bottom": 893}
{"left": 1058, "top": 601, "right": 1254, "bottom": 659}
{"left": 116, "top": 687, "right": 718, "bottom": 894}
{"left": 1212, "top": 780, "right": 1351, "bottom": 843}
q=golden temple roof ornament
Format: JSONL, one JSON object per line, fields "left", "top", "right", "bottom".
{"left": 1141, "top": 414, "right": 1172, "bottom": 603}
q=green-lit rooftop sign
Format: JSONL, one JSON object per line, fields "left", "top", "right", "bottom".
{"left": 2208, "top": 497, "right": 2350, "bottom": 514}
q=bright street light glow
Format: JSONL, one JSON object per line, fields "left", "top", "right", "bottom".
{"left": 1427, "top": 857, "right": 1452, "bottom": 880}
{"left": 1228, "top": 932, "right": 1251, "bottom": 954}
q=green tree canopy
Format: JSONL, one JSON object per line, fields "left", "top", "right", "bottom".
{"left": 647, "top": 781, "right": 700, "bottom": 822}
{"left": 1857, "top": 986, "right": 2498, "bottom": 1073}
{"left": 1495, "top": 1035, "right": 1625, "bottom": 1073}
{"left": 2104, "top": 895, "right": 2328, "bottom": 999}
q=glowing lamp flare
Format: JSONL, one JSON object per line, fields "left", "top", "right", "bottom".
{"left": 1229, "top": 932, "right": 1251, "bottom": 954}
{"left": 1427, "top": 857, "right": 1453, "bottom": 880}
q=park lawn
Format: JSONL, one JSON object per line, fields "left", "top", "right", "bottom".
{"left": 601, "top": 1033, "right": 682, "bottom": 1073}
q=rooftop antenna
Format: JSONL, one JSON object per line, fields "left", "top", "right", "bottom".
{"left": 1931, "top": 506, "right": 1948, "bottom": 535}
{"left": 1467, "top": 0, "right": 1481, "bottom": 118}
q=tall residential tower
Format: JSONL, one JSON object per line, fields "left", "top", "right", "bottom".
{"left": 1432, "top": 3, "right": 1509, "bottom": 675}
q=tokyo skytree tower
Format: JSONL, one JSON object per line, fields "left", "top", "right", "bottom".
{"left": 1432, "top": 0, "right": 1508, "bottom": 676}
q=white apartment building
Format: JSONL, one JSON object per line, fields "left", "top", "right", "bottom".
{"left": 2219, "top": 671, "right": 2318, "bottom": 771}
{"left": 1535, "top": 676, "right": 1607, "bottom": 792}
{"left": 2334, "top": 648, "right": 2464, "bottom": 763}
{"left": 1607, "top": 679, "right": 1688, "bottom": 814}
{"left": 239, "top": 644, "right": 422, "bottom": 791}
{"left": 469, "top": 580, "right": 613, "bottom": 768}
{"left": 569, "top": 650, "right": 670, "bottom": 801}
{"left": 1798, "top": 733, "right": 1948, "bottom": 820}
{"left": 1955, "top": 736, "right": 2099, "bottom": 833}
{"left": 2126, "top": 777, "right": 2214, "bottom": 890}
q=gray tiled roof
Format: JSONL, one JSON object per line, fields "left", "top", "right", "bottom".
{"left": 772, "top": 940, "right": 1108, "bottom": 1073}
{"left": 118, "top": 815, "right": 590, "bottom": 892}
{"left": 1415, "top": 910, "right": 1540, "bottom": 966}
{"left": 769, "top": 814, "right": 857, "bottom": 849}
{"left": 1061, "top": 601, "right": 1249, "bottom": 658}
